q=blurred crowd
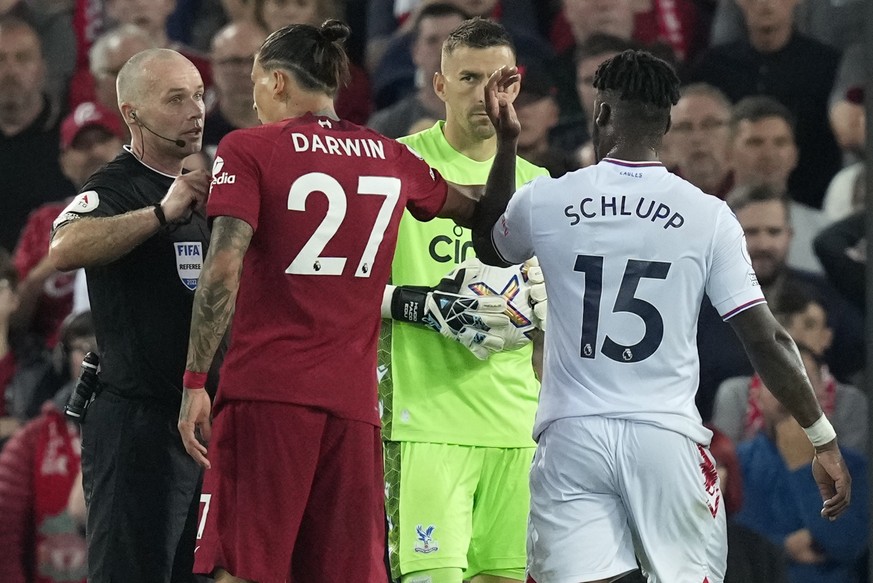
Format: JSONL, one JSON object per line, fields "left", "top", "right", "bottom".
{"left": 0, "top": 0, "right": 868, "bottom": 582}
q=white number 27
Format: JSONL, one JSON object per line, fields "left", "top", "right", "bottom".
{"left": 286, "top": 172, "right": 401, "bottom": 277}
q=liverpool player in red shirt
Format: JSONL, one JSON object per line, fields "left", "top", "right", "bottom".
{"left": 177, "top": 19, "right": 518, "bottom": 583}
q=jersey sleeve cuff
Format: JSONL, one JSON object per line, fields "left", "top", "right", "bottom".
{"left": 489, "top": 223, "right": 526, "bottom": 266}
{"left": 719, "top": 296, "right": 767, "bottom": 320}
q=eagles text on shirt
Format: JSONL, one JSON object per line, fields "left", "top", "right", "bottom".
{"left": 564, "top": 195, "right": 685, "bottom": 230}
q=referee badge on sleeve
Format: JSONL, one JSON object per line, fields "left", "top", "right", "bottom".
{"left": 175, "top": 242, "right": 203, "bottom": 291}
{"left": 52, "top": 191, "right": 100, "bottom": 230}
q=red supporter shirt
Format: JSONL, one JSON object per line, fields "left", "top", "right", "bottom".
{"left": 13, "top": 203, "right": 76, "bottom": 347}
{"left": 208, "top": 114, "right": 447, "bottom": 425}
{"left": 0, "top": 406, "right": 84, "bottom": 583}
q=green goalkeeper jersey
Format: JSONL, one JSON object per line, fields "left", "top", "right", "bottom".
{"left": 379, "top": 121, "right": 548, "bottom": 447}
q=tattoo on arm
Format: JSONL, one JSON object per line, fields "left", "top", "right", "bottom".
{"left": 186, "top": 216, "right": 253, "bottom": 373}
{"left": 179, "top": 390, "right": 193, "bottom": 420}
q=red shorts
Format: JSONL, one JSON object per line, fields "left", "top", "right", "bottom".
{"left": 193, "top": 400, "right": 386, "bottom": 583}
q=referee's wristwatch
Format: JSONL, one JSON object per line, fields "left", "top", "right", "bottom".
{"left": 153, "top": 204, "right": 168, "bottom": 226}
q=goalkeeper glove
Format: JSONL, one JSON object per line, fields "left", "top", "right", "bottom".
{"left": 382, "top": 276, "right": 510, "bottom": 360}
{"left": 522, "top": 257, "right": 547, "bottom": 332}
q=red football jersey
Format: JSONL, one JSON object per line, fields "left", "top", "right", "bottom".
{"left": 207, "top": 114, "right": 447, "bottom": 425}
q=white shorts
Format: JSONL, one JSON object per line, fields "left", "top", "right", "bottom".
{"left": 527, "top": 417, "right": 726, "bottom": 583}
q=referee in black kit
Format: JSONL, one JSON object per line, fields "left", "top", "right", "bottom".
{"left": 49, "top": 48, "right": 211, "bottom": 583}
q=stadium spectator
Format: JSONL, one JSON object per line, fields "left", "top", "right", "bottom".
{"left": 829, "top": 44, "right": 864, "bottom": 163}
{"left": 696, "top": 185, "right": 864, "bottom": 421}
{"left": 727, "top": 96, "right": 825, "bottom": 273}
{"left": 549, "top": 0, "right": 636, "bottom": 123}
{"left": 689, "top": 0, "right": 842, "bottom": 210}
{"left": 550, "top": 34, "right": 638, "bottom": 161}
{"left": 185, "top": 0, "right": 258, "bottom": 54}
{"left": 367, "top": 3, "right": 466, "bottom": 138}
{"left": 4, "top": 310, "right": 96, "bottom": 429}
{"left": 735, "top": 377, "right": 868, "bottom": 583}
{"left": 0, "top": 0, "right": 76, "bottom": 108}
{"left": 203, "top": 20, "right": 267, "bottom": 159}
{"left": 713, "top": 290, "right": 868, "bottom": 454}
{"left": 707, "top": 426, "right": 789, "bottom": 583}
{"left": 366, "top": 0, "right": 546, "bottom": 74}
{"left": 84, "top": 25, "right": 156, "bottom": 130}
{"left": 814, "top": 209, "right": 866, "bottom": 316}
{"left": 710, "top": 0, "right": 863, "bottom": 52}
{"left": 11, "top": 102, "right": 124, "bottom": 348}
{"left": 822, "top": 162, "right": 865, "bottom": 224}
{"left": 253, "top": 0, "right": 373, "bottom": 123}
{"left": 370, "top": 0, "right": 552, "bottom": 110}
{"left": 104, "top": 0, "right": 212, "bottom": 92}
{"left": 669, "top": 83, "right": 733, "bottom": 199}
{"left": 0, "top": 250, "right": 21, "bottom": 442}
{"left": 0, "top": 16, "right": 75, "bottom": 254}
{"left": 0, "top": 327, "right": 89, "bottom": 583}
{"left": 0, "top": 311, "right": 93, "bottom": 582}
{"left": 548, "top": 0, "right": 703, "bottom": 64}
{"left": 515, "top": 65, "right": 575, "bottom": 177}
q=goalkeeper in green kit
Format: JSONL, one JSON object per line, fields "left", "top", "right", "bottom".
{"left": 379, "top": 18, "right": 548, "bottom": 583}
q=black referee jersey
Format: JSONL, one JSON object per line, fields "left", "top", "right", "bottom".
{"left": 55, "top": 148, "right": 210, "bottom": 406}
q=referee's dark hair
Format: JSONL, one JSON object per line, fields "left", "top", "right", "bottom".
{"left": 593, "top": 49, "right": 680, "bottom": 141}
{"left": 257, "top": 19, "right": 351, "bottom": 96}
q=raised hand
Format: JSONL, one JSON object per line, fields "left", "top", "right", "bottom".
{"left": 484, "top": 65, "right": 521, "bottom": 143}
{"left": 161, "top": 168, "right": 211, "bottom": 222}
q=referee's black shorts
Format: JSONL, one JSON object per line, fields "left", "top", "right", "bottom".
{"left": 81, "top": 390, "right": 202, "bottom": 583}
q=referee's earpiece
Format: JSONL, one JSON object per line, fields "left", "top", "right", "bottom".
{"left": 130, "top": 111, "right": 138, "bottom": 123}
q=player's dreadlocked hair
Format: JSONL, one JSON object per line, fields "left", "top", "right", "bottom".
{"left": 591, "top": 50, "right": 680, "bottom": 140}
{"left": 593, "top": 49, "right": 680, "bottom": 109}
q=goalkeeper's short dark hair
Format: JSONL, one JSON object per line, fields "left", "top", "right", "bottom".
{"left": 442, "top": 17, "right": 515, "bottom": 58}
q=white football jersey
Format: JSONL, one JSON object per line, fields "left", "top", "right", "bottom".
{"left": 493, "top": 158, "right": 765, "bottom": 444}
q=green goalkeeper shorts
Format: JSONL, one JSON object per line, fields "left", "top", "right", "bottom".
{"left": 384, "top": 441, "right": 534, "bottom": 580}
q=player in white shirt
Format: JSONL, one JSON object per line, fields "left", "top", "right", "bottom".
{"left": 471, "top": 51, "right": 853, "bottom": 583}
